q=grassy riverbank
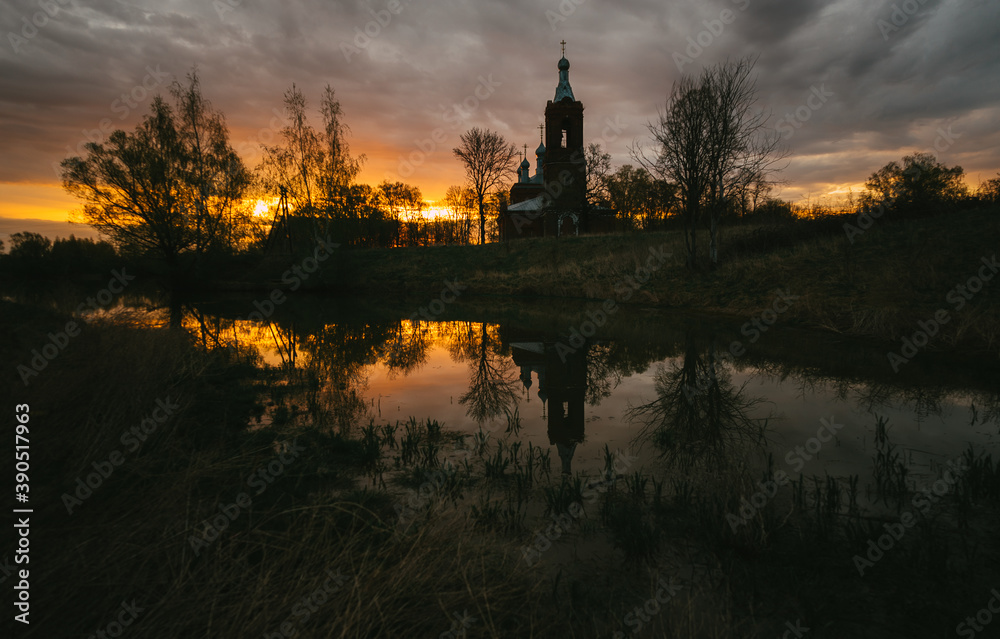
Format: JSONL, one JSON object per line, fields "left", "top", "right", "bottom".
{"left": 312, "top": 206, "right": 1000, "bottom": 353}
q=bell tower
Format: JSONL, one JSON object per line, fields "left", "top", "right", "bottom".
{"left": 543, "top": 41, "right": 585, "bottom": 212}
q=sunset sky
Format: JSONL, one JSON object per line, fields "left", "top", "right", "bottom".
{"left": 1, "top": 0, "right": 998, "bottom": 240}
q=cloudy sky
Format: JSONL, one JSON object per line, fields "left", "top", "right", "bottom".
{"left": 1, "top": 0, "right": 998, "bottom": 238}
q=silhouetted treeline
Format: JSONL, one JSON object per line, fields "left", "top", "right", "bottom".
{"left": 286, "top": 182, "right": 490, "bottom": 249}
{"left": 0, "top": 233, "right": 119, "bottom": 279}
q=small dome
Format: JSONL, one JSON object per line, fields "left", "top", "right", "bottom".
{"left": 554, "top": 53, "right": 575, "bottom": 102}
{"left": 520, "top": 158, "right": 530, "bottom": 168}
{"left": 535, "top": 142, "right": 545, "bottom": 155}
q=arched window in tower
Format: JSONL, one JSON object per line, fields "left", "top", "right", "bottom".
{"left": 561, "top": 129, "right": 567, "bottom": 148}
{"left": 560, "top": 119, "right": 571, "bottom": 148}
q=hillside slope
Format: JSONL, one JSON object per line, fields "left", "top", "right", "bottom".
{"left": 309, "top": 208, "right": 999, "bottom": 352}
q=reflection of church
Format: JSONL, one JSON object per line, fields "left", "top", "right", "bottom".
{"left": 510, "top": 339, "right": 588, "bottom": 475}
{"left": 498, "top": 43, "right": 615, "bottom": 239}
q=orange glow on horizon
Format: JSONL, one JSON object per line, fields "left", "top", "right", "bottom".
{"left": 2, "top": 175, "right": 877, "bottom": 237}
{"left": 419, "top": 205, "right": 455, "bottom": 220}
{"left": 0, "top": 182, "right": 82, "bottom": 221}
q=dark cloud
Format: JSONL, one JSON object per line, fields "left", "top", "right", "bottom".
{"left": 0, "top": 0, "right": 997, "bottom": 212}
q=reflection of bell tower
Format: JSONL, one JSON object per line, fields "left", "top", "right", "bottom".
{"left": 543, "top": 342, "right": 586, "bottom": 475}
{"left": 544, "top": 41, "right": 586, "bottom": 212}
{"left": 510, "top": 337, "right": 587, "bottom": 475}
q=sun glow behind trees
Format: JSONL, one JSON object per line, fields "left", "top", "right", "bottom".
{"left": 45, "top": 62, "right": 996, "bottom": 256}
{"left": 253, "top": 199, "right": 276, "bottom": 217}
{"left": 250, "top": 199, "right": 450, "bottom": 221}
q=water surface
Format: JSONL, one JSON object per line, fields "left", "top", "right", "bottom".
{"left": 130, "top": 293, "right": 1000, "bottom": 494}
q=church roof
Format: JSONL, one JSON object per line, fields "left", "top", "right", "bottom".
{"left": 554, "top": 55, "right": 575, "bottom": 102}
{"left": 507, "top": 196, "right": 545, "bottom": 212}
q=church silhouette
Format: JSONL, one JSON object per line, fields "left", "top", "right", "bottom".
{"left": 499, "top": 43, "right": 615, "bottom": 239}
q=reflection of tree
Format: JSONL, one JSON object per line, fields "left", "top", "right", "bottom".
{"left": 178, "top": 314, "right": 375, "bottom": 432}
{"left": 972, "top": 393, "right": 1000, "bottom": 429}
{"left": 854, "top": 382, "right": 944, "bottom": 424}
{"left": 628, "top": 336, "right": 767, "bottom": 469}
{"left": 378, "top": 321, "right": 430, "bottom": 378}
{"left": 458, "top": 323, "right": 519, "bottom": 423}
{"left": 265, "top": 322, "right": 299, "bottom": 368}
{"left": 446, "top": 321, "right": 486, "bottom": 362}
{"left": 302, "top": 323, "right": 381, "bottom": 430}
{"left": 183, "top": 303, "right": 225, "bottom": 348}
{"left": 585, "top": 343, "right": 622, "bottom": 405}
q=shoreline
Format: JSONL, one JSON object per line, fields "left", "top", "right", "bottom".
{"left": 3, "top": 206, "right": 998, "bottom": 356}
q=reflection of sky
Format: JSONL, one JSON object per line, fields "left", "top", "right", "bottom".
{"left": 368, "top": 346, "right": 471, "bottom": 425}
{"left": 364, "top": 343, "right": 999, "bottom": 482}
{"left": 98, "top": 301, "right": 999, "bottom": 485}
{"left": 754, "top": 375, "right": 998, "bottom": 485}
{"left": 366, "top": 344, "right": 667, "bottom": 475}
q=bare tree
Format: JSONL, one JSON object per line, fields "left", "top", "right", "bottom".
{"left": 583, "top": 142, "right": 612, "bottom": 207}
{"left": 634, "top": 57, "right": 784, "bottom": 267}
{"left": 701, "top": 59, "right": 785, "bottom": 263}
{"left": 634, "top": 77, "right": 710, "bottom": 266}
{"left": 452, "top": 128, "right": 518, "bottom": 245}
{"left": 738, "top": 169, "right": 773, "bottom": 217}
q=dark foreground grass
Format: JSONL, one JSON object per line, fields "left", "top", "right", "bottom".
{"left": 3, "top": 305, "right": 999, "bottom": 638}
{"left": 310, "top": 207, "right": 1000, "bottom": 353}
